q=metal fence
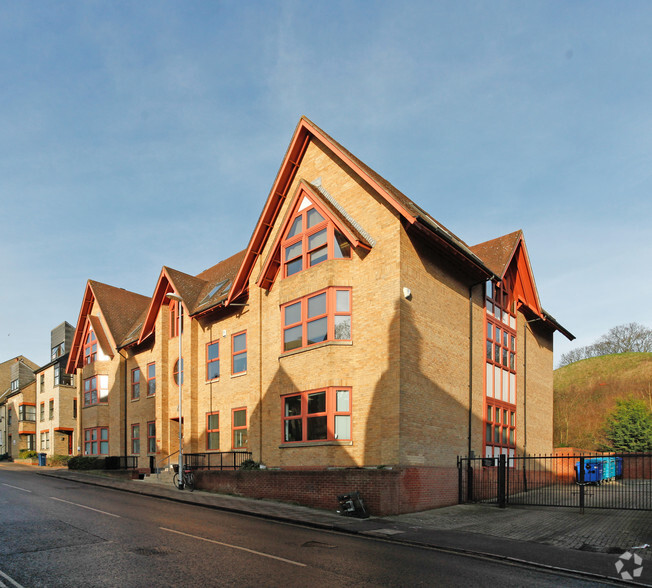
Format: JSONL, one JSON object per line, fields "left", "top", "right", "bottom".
{"left": 183, "top": 451, "right": 253, "bottom": 470}
{"left": 104, "top": 455, "right": 139, "bottom": 470}
{"left": 458, "top": 452, "right": 652, "bottom": 512}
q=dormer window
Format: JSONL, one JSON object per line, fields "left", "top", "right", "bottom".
{"left": 51, "top": 342, "right": 65, "bottom": 360}
{"left": 282, "top": 197, "right": 351, "bottom": 279}
{"left": 84, "top": 330, "right": 97, "bottom": 364}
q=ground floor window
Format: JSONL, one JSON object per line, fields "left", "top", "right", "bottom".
{"left": 25, "top": 434, "right": 36, "bottom": 451}
{"left": 131, "top": 424, "right": 140, "bottom": 455}
{"left": 40, "top": 431, "right": 50, "bottom": 451}
{"left": 84, "top": 427, "right": 109, "bottom": 455}
{"left": 484, "top": 400, "right": 516, "bottom": 459}
{"left": 282, "top": 387, "right": 351, "bottom": 443}
{"left": 232, "top": 408, "right": 247, "bottom": 449}
{"left": 147, "top": 422, "right": 156, "bottom": 454}
{"left": 207, "top": 412, "right": 219, "bottom": 450}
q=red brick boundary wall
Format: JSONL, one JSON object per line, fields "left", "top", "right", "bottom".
{"left": 194, "top": 466, "right": 459, "bottom": 515}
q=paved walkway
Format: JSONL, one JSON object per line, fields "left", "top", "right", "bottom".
{"left": 12, "top": 465, "right": 652, "bottom": 585}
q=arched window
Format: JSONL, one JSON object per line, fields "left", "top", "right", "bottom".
{"left": 173, "top": 358, "right": 184, "bottom": 385}
{"left": 84, "top": 330, "right": 97, "bottom": 364}
{"left": 281, "top": 197, "right": 351, "bottom": 278}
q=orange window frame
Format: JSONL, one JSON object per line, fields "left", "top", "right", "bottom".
{"left": 232, "top": 408, "right": 247, "bottom": 449}
{"left": 232, "top": 332, "right": 247, "bottom": 374}
{"left": 131, "top": 368, "right": 141, "bottom": 400}
{"left": 207, "top": 412, "right": 220, "bottom": 451}
{"left": 281, "top": 287, "right": 352, "bottom": 352}
{"left": 281, "top": 201, "right": 351, "bottom": 279}
{"left": 146, "top": 363, "right": 156, "bottom": 396}
{"left": 281, "top": 387, "right": 352, "bottom": 444}
{"left": 207, "top": 341, "right": 220, "bottom": 381}
{"left": 83, "top": 328, "right": 97, "bottom": 364}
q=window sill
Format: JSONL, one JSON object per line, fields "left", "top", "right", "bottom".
{"left": 231, "top": 372, "right": 247, "bottom": 379}
{"left": 206, "top": 378, "right": 220, "bottom": 384}
{"left": 279, "top": 440, "right": 353, "bottom": 448}
{"left": 279, "top": 340, "right": 352, "bottom": 359}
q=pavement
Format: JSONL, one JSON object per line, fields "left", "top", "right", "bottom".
{"left": 7, "top": 463, "right": 652, "bottom": 585}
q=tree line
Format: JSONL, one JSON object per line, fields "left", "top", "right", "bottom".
{"left": 559, "top": 322, "right": 652, "bottom": 367}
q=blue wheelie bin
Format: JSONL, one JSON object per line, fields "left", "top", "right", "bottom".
{"left": 576, "top": 460, "right": 603, "bottom": 485}
{"left": 615, "top": 457, "right": 623, "bottom": 479}
{"left": 38, "top": 453, "right": 47, "bottom": 466}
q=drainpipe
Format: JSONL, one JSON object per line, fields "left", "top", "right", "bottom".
{"left": 468, "top": 285, "right": 474, "bottom": 459}
{"left": 118, "top": 349, "right": 128, "bottom": 461}
{"left": 258, "top": 289, "right": 263, "bottom": 463}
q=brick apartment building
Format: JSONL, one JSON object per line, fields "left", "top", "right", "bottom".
{"left": 65, "top": 117, "right": 573, "bottom": 512}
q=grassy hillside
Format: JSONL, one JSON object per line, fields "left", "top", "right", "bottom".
{"left": 554, "top": 352, "right": 652, "bottom": 450}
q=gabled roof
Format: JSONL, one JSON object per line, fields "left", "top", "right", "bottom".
{"left": 257, "top": 179, "right": 374, "bottom": 290}
{"left": 471, "top": 231, "right": 575, "bottom": 341}
{"left": 138, "top": 250, "right": 245, "bottom": 344}
{"left": 66, "top": 281, "right": 150, "bottom": 373}
{"left": 227, "top": 116, "right": 492, "bottom": 305}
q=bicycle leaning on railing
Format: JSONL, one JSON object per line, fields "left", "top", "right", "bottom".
{"left": 172, "top": 465, "right": 195, "bottom": 492}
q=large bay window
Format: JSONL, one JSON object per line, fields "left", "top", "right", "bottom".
{"left": 484, "top": 280, "right": 517, "bottom": 459}
{"left": 18, "top": 403, "right": 36, "bottom": 422}
{"left": 282, "top": 198, "right": 351, "bottom": 278}
{"left": 282, "top": 387, "right": 351, "bottom": 444}
{"left": 282, "top": 287, "right": 351, "bottom": 352}
{"left": 84, "top": 427, "right": 108, "bottom": 455}
{"left": 84, "top": 375, "right": 109, "bottom": 407}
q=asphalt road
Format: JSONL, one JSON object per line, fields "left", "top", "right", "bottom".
{"left": 0, "top": 467, "right": 617, "bottom": 587}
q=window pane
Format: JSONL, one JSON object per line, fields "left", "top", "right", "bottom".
{"left": 100, "top": 441, "right": 108, "bottom": 454}
{"left": 208, "top": 414, "right": 219, "bottom": 429}
{"left": 285, "top": 396, "right": 302, "bottom": 417}
{"left": 308, "top": 293, "right": 326, "bottom": 318}
{"left": 307, "top": 416, "right": 327, "bottom": 440}
{"left": 307, "top": 391, "right": 326, "bottom": 414}
{"left": 509, "top": 429, "right": 515, "bottom": 445}
{"left": 148, "top": 422, "right": 155, "bottom": 436}
{"left": 486, "top": 340, "right": 492, "bottom": 360}
{"left": 495, "top": 409, "right": 500, "bottom": 424}
{"left": 309, "top": 246, "right": 328, "bottom": 266}
{"left": 336, "top": 389, "right": 350, "bottom": 412}
{"left": 148, "top": 364, "right": 156, "bottom": 379}
{"left": 287, "top": 216, "right": 302, "bottom": 238}
{"left": 286, "top": 258, "right": 302, "bottom": 276}
{"left": 486, "top": 423, "right": 492, "bottom": 443}
{"left": 284, "top": 325, "right": 303, "bottom": 351}
{"left": 284, "top": 301, "right": 301, "bottom": 325}
{"left": 285, "top": 241, "right": 302, "bottom": 261}
{"left": 336, "top": 290, "right": 350, "bottom": 312}
{"left": 334, "top": 415, "right": 350, "bottom": 440}
{"left": 208, "top": 431, "right": 220, "bottom": 450}
{"left": 487, "top": 323, "right": 493, "bottom": 339}
{"left": 233, "top": 353, "right": 247, "bottom": 373}
{"left": 487, "top": 406, "right": 492, "bottom": 421}
{"left": 308, "top": 228, "right": 327, "bottom": 250}
{"left": 334, "top": 315, "right": 351, "bottom": 340}
{"left": 208, "top": 359, "right": 220, "bottom": 379}
{"left": 100, "top": 429, "right": 108, "bottom": 440}
{"left": 494, "top": 426, "right": 500, "bottom": 443}
{"left": 234, "top": 429, "right": 247, "bottom": 448}
{"left": 233, "top": 333, "right": 246, "bottom": 353}
{"left": 307, "top": 317, "right": 327, "bottom": 344}
{"left": 306, "top": 208, "right": 324, "bottom": 228}
{"left": 333, "top": 231, "right": 351, "bottom": 258}
{"left": 233, "top": 409, "right": 246, "bottom": 427}
{"left": 208, "top": 342, "right": 219, "bottom": 361}
{"left": 285, "top": 419, "right": 302, "bottom": 442}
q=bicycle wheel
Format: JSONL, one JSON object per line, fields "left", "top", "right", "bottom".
{"left": 185, "top": 473, "right": 195, "bottom": 492}
{"left": 173, "top": 473, "right": 183, "bottom": 490}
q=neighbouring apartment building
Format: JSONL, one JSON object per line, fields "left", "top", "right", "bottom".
{"left": 65, "top": 117, "right": 573, "bottom": 511}
{"left": 0, "top": 357, "right": 39, "bottom": 458}
{"left": 34, "top": 322, "right": 78, "bottom": 457}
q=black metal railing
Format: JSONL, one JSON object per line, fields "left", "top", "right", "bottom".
{"left": 458, "top": 452, "right": 652, "bottom": 511}
{"left": 183, "top": 451, "right": 253, "bottom": 471}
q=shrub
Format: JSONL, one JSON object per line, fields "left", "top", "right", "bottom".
{"left": 49, "top": 454, "right": 71, "bottom": 467}
{"left": 239, "top": 459, "right": 261, "bottom": 470}
{"left": 68, "top": 456, "right": 105, "bottom": 470}
{"left": 19, "top": 450, "right": 38, "bottom": 459}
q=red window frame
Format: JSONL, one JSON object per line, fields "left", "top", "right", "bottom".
{"left": 147, "top": 421, "right": 156, "bottom": 454}
{"left": 83, "top": 329, "right": 97, "bottom": 364}
{"left": 207, "top": 412, "right": 219, "bottom": 451}
{"left": 281, "top": 387, "right": 352, "bottom": 444}
{"left": 281, "top": 287, "right": 352, "bottom": 352}
{"left": 232, "top": 332, "right": 247, "bottom": 374}
{"left": 146, "top": 363, "right": 156, "bottom": 396}
{"left": 131, "top": 368, "right": 141, "bottom": 400}
{"left": 281, "top": 198, "right": 351, "bottom": 279}
{"left": 173, "top": 358, "right": 183, "bottom": 385}
{"left": 84, "top": 376, "right": 97, "bottom": 406}
{"left": 169, "top": 300, "right": 184, "bottom": 338}
{"left": 232, "top": 408, "right": 247, "bottom": 449}
{"left": 131, "top": 423, "right": 140, "bottom": 455}
{"left": 84, "top": 427, "right": 108, "bottom": 455}
{"left": 207, "top": 341, "right": 220, "bottom": 381}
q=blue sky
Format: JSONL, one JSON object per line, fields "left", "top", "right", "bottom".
{"left": 2, "top": 1, "right": 651, "bottom": 367}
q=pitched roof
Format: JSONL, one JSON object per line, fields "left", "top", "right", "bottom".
{"left": 137, "top": 250, "right": 246, "bottom": 344}
{"left": 470, "top": 230, "right": 522, "bottom": 278}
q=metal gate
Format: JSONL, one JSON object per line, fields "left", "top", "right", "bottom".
{"left": 458, "top": 452, "right": 652, "bottom": 511}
